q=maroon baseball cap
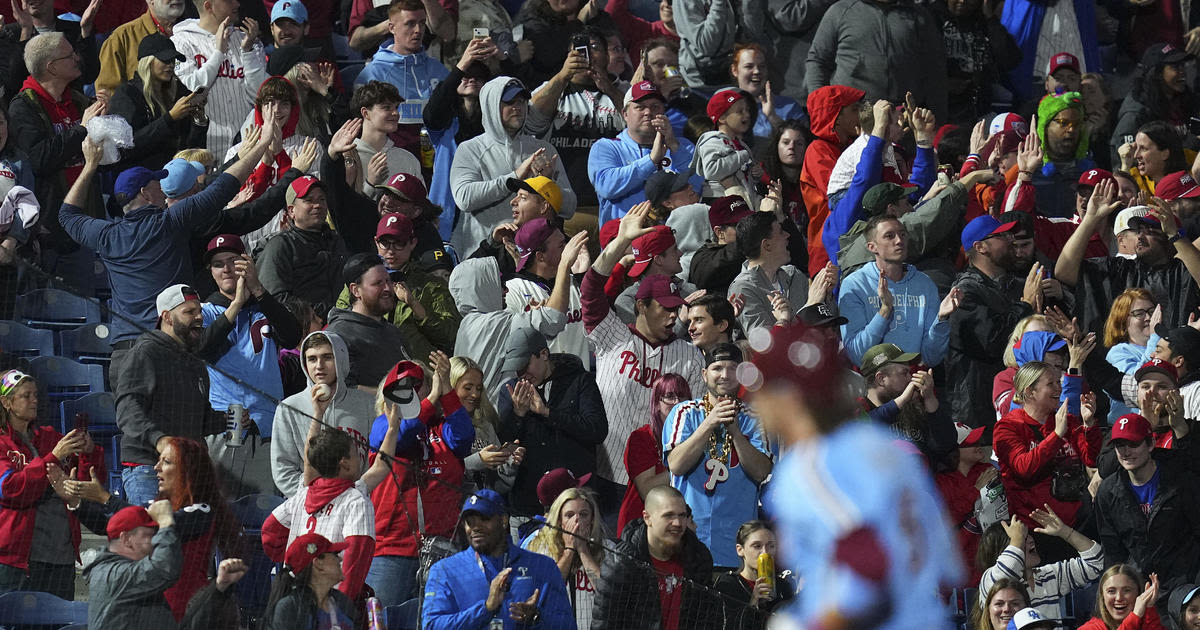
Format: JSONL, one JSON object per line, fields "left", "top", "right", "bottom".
{"left": 536, "top": 468, "right": 592, "bottom": 509}
{"left": 1155, "top": 171, "right": 1200, "bottom": 201}
{"left": 1111, "top": 413, "right": 1152, "bottom": 444}
{"left": 628, "top": 225, "right": 676, "bottom": 278}
{"left": 204, "top": 233, "right": 245, "bottom": 263}
{"left": 624, "top": 80, "right": 665, "bottom": 105}
{"left": 1049, "top": 52, "right": 1080, "bottom": 75}
{"left": 635, "top": 274, "right": 686, "bottom": 309}
{"left": 106, "top": 505, "right": 158, "bottom": 540}
{"left": 379, "top": 172, "right": 432, "bottom": 204}
{"left": 707, "top": 196, "right": 753, "bottom": 228}
{"left": 1077, "top": 168, "right": 1114, "bottom": 188}
{"left": 514, "top": 218, "right": 559, "bottom": 272}
{"left": 1135, "top": 358, "right": 1179, "bottom": 385}
{"left": 376, "top": 212, "right": 414, "bottom": 243}
{"left": 284, "top": 533, "right": 349, "bottom": 574}
{"left": 737, "top": 323, "right": 852, "bottom": 408}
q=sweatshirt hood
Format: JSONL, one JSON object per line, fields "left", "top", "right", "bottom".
{"left": 253, "top": 76, "right": 301, "bottom": 139}
{"left": 1012, "top": 330, "right": 1067, "bottom": 367}
{"left": 806, "top": 85, "right": 865, "bottom": 144}
{"left": 301, "top": 330, "right": 352, "bottom": 403}
{"left": 480, "top": 75, "right": 530, "bottom": 145}
{"left": 1168, "top": 583, "right": 1200, "bottom": 626}
{"left": 304, "top": 477, "right": 355, "bottom": 514}
{"left": 172, "top": 18, "right": 209, "bottom": 38}
{"left": 449, "top": 257, "right": 504, "bottom": 316}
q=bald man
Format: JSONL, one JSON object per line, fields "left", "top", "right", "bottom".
{"left": 591, "top": 485, "right": 719, "bottom": 629}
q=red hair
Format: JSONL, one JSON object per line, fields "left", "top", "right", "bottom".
{"left": 162, "top": 437, "right": 242, "bottom": 556}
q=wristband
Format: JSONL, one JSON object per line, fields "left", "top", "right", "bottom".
{"left": 1170, "top": 233, "right": 1184, "bottom": 244}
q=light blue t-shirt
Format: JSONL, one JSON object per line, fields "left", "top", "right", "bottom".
{"left": 201, "top": 302, "right": 284, "bottom": 437}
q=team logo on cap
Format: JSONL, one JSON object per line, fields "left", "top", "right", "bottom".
{"left": 216, "top": 236, "right": 226, "bottom": 246}
{"left": 636, "top": 81, "right": 652, "bottom": 91}
{"left": 725, "top": 94, "right": 736, "bottom": 102}
{"left": 817, "top": 304, "right": 834, "bottom": 317}
{"left": 1118, "top": 417, "right": 1129, "bottom": 431}
{"left": 386, "top": 216, "right": 398, "bottom": 227}
{"left": 1184, "top": 175, "right": 1196, "bottom": 185}
{"left": 1055, "top": 54, "right": 1071, "bottom": 64}
{"left": 873, "top": 353, "right": 888, "bottom": 367}
{"left": 632, "top": 246, "right": 641, "bottom": 256}
{"left": 1164, "top": 44, "right": 1176, "bottom": 53}
{"left": 306, "top": 543, "right": 317, "bottom": 554}
{"left": 470, "top": 496, "right": 478, "bottom": 504}
{"left": 281, "top": 1, "right": 292, "bottom": 8}
{"left": 670, "top": 282, "right": 677, "bottom": 292}
{"left": 1088, "top": 170, "right": 1097, "bottom": 178}
{"left": 394, "top": 174, "right": 406, "bottom": 182}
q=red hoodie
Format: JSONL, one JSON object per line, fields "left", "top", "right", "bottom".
{"left": 934, "top": 461, "right": 990, "bottom": 584}
{"left": 800, "top": 85, "right": 864, "bottom": 277}
{"left": 243, "top": 77, "right": 302, "bottom": 200}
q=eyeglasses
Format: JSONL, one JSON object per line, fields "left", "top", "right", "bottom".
{"left": 375, "top": 238, "right": 410, "bottom": 251}
{"left": 984, "top": 232, "right": 1014, "bottom": 243}
{"left": 1129, "top": 308, "right": 1155, "bottom": 320}
{"left": 660, "top": 394, "right": 682, "bottom": 404}
{"left": 50, "top": 50, "right": 78, "bottom": 64}
{"left": 1050, "top": 118, "right": 1080, "bottom": 131}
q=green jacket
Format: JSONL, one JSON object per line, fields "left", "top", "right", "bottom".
{"left": 335, "top": 262, "right": 460, "bottom": 359}
{"left": 837, "top": 180, "right": 969, "bottom": 278}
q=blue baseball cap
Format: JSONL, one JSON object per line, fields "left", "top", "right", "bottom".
{"left": 271, "top": 0, "right": 308, "bottom": 23}
{"left": 961, "top": 215, "right": 1018, "bottom": 251}
{"left": 461, "top": 489, "right": 506, "bottom": 517}
{"left": 161, "top": 159, "right": 206, "bottom": 199}
{"left": 114, "top": 167, "right": 168, "bottom": 202}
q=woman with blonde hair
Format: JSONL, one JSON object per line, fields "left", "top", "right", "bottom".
{"left": 1104, "top": 288, "right": 1158, "bottom": 419}
{"left": 971, "top": 578, "right": 1031, "bottom": 630}
{"left": 452, "top": 355, "right": 523, "bottom": 492}
{"left": 523, "top": 485, "right": 608, "bottom": 629}
{"left": 1078, "top": 565, "right": 1166, "bottom": 629}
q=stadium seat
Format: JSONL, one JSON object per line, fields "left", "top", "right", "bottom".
{"left": 29, "top": 356, "right": 105, "bottom": 419}
{"left": 386, "top": 598, "right": 419, "bottom": 630}
{"left": 59, "top": 323, "right": 114, "bottom": 367}
{"left": 59, "top": 392, "right": 116, "bottom": 434}
{"left": 15, "top": 289, "right": 102, "bottom": 331}
{"left": 0, "top": 591, "right": 88, "bottom": 625}
{"left": 59, "top": 625, "right": 86, "bottom": 630}
{"left": 229, "top": 494, "right": 287, "bottom": 625}
{"left": 0, "top": 321, "right": 54, "bottom": 359}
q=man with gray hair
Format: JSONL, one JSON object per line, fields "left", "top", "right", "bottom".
{"left": 0, "top": 0, "right": 100, "bottom": 98}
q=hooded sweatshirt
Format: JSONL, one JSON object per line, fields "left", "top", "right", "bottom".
{"left": 450, "top": 257, "right": 568, "bottom": 396}
{"left": 839, "top": 261, "right": 949, "bottom": 367}
{"left": 990, "top": 330, "right": 1084, "bottom": 419}
{"left": 354, "top": 39, "right": 450, "bottom": 104}
{"left": 800, "top": 85, "right": 865, "bottom": 277}
{"left": 324, "top": 306, "right": 412, "bottom": 388}
{"left": 449, "top": 76, "right": 577, "bottom": 259}
{"left": 270, "top": 331, "right": 379, "bottom": 497}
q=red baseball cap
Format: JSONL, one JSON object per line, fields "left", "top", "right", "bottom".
{"left": 628, "top": 225, "right": 676, "bottom": 278}
{"left": 1077, "top": 168, "right": 1114, "bottom": 188}
{"left": 598, "top": 218, "right": 621, "bottom": 248}
{"left": 989, "top": 112, "right": 1029, "bottom": 137}
{"left": 707, "top": 89, "right": 748, "bottom": 126}
{"left": 955, "top": 422, "right": 988, "bottom": 447}
{"left": 1135, "top": 358, "right": 1179, "bottom": 385}
{"left": 624, "top": 80, "right": 665, "bottom": 106}
{"left": 286, "top": 175, "right": 324, "bottom": 205}
{"left": 1155, "top": 171, "right": 1200, "bottom": 201}
{"left": 634, "top": 274, "right": 686, "bottom": 309}
{"left": 376, "top": 212, "right": 414, "bottom": 243}
{"left": 1111, "top": 413, "right": 1152, "bottom": 444}
{"left": 204, "top": 233, "right": 245, "bottom": 263}
{"left": 1049, "top": 52, "right": 1080, "bottom": 75}
{"left": 284, "top": 533, "right": 349, "bottom": 574}
{"left": 536, "top": 468, "right": 592, "bottom": 509}
{"left": 707, "top": 195, "right": 752, "bottom": 228}
{"left": 106, "top": 505, "right": 158, "bottom": 540}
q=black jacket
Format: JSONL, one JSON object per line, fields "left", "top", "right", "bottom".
{"left": 265, "top": 586, "right": 358, "bottom": 630}
{"left": 689, "top": 241, "right": 744, "bottom": 293}
{"left": 323, "top": 307, "right": 411, "bottom": 388}
{"left": 712, "top": 569, "right": 796, "bottom": 630}
{"left": 0, "top": 19, "right": 98, "bottom": 101}
{"left": 496, "top": 353, "right": 608, "bottom": 515}
{"left": 946, "top": 265, "right": 1033, "bottom": 427}
{"left": 108, "top": 76, "right": 206, "bottom": 171}
{"left": 254, "top": 224, "right": 348, "bottom": 316}
{"left": 1096, "top": 450, "right": 1200, "bottom": 591}
{"left": 591, "top": 518, "right": 721, "bottom": 630}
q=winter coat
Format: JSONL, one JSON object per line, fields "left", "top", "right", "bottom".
{"left": 254, "top": 223, "right": 349, "bottom": 316}
{"left": 799, "top": 84, "right": 863, "bottom": 276}
{"left": 83, "top": 526, "right": 182, "bottom": 630}
{"left": 108, "top": 76, "right": 206, "bottom": 171}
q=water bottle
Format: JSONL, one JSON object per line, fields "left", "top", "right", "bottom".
{"left": 226, "top": 404, "right": 246, "bottom": 447}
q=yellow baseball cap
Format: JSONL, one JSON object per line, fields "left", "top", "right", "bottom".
{"left": 506, "top": 176, "right": 562, "bottom": 214}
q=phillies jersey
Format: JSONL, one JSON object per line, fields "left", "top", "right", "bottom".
{"left": 201, "top": 302, "right": 284, "bottom": 437}
{"left": 172, "top": 19, "right": 268, "bottom": 160}
{"left": 271, "top": 479, "right": 376, "bottom": 552}
{"left": 765, "top": 419, "right": 962, "bottom": 629}
{"left": 663, "top": 398, "right": 771, "bottom": 568}
{"left": 505, "top": 273, "right": 591, "bottom": 371}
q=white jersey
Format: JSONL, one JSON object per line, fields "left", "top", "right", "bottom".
{"left": 172, "top": 18, "right": 268, "bottom": 160}
{"left": 588, "top": 309, "right": 705, "bottom": 483}
{"left": 505, "top": 274, "right": 590, "bottom": 371}
{"left": 270, "top": 478, "right": 377, "bottom": 551}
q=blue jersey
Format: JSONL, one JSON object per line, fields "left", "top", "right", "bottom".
{"left": 765, "top": 420, "right": 961, "bottom": 629}
{"left": 663, "top": 398, "right": 772, "bottom": 568}
{"left": 201, "top": 302, "right": 285, "bottom": 437}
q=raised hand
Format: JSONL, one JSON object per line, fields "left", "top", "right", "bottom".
{"left": 768, "top": 290, "right": 794, "bottom": 324}
{"left": 1085, "top": 178, "right": 1122, "bottom": 220}
{"left": 877, "top": 273, "right": 894, "bottom": 319}
{"left": 79, "top": 0, "right": 102, "bottom": 37}
{"left": 215, "top": 17, "right": 232, "bottom": 54}
{"left": 807, "top": 262, "right": 837, "bottom": 306}
{"left": 938, "top": 287, "right": 962, "bottom": 321}
{"left": 328, "top": 118, "right": 362, "bottom": 158}
{"left": 1021, "top": 263, "right": 1043, "bottom": 312}
{"left": 1080, "top": 391, "right": 1097, "bottom": 427}
{"left": 508, "top": 587, "right": 541, "bottom": 624}
{"left": 1029, "top": 503, "right": 1069, "bottom": 537}
{"left": 616, "top": 202, "right": 655, "bottom": 244}
{"left": 1016, "top": 129, "right": 1043, "bottom": 174}
{"left": 1067, "top": 331, "right": 1096, "bottom": 370}
{"left": 366, "top": 151, "right": 389, "bottom": 186}
{"left": 1000, "top": 515, "right": 1028, "bottom": 546}
{"left": 293, "top": 137, "right": 322, "bottom": 173}
{"left": 240, "top": 17, "right": 260, "bottom": 51}
{"left": 969, "top": 118, "right": 989, "bottom": 154}
{"left": 1133, "top": 574, "right": 1160, "bottom": 619}
{"left": 560, "top": 230, "right": 589, "bottom": 272}
{"left": 516, "top": 147, "right": 547, "bottom": 179}
{"left": 51, "top": 429, "right": 87, "bottom": 460}
{"left": 1054, "top": 399, "right": 1070, "bottom": 438}
{"left": 216, "top": 558, "right": 248, "bottom": 591}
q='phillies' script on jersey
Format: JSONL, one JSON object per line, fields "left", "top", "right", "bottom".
{"left": 192, "top": 54, "right": 246, "bottom": 79}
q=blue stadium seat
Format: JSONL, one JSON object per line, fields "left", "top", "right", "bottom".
{"left": 59, "top": 323, "right": 114, "bottom": 367}
{"left": 15, "top": 289, "right": 102, "bottom": 330}
{"left": 28, "top": 357, "right": 105, "bottom": 419}
{"left": 229, "top": 494, "right": 287, "bottom": 624}
{"left": 0, "top": 321, "right": 54, "bottom": 358}
{"left": 59, "top": 392, "right": 116, "bottom": 435}
{"left": 0, "top": 591, "right": 88, "bottom": 625}
{"left": 386, "top": 598, "right": 419, "bottom": 630}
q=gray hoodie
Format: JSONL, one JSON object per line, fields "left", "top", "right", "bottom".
{"left": 450, "top": 257, "right": 567, "bottom": 397}
{"left": 83, "top": 526, "right": 181, "bottom": 629}
{"left": 270, "top": 331, "right": 378, "bottom": 497}
{"left": 448, "top": 76, "right": 577, "bottom": 258}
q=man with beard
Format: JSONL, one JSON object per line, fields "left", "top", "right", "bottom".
{"left": 662, "top": 343, "right": 773, "bottom": 569}
{"left": 324, "top": 253, "right": 412, "bottom": 389}
{"left": 1057, "top": 178, "right": 1200, "bottom": 332}
{"left": 946, "top": 215, "right": 1041, "bottom": 426}
{"left": 860, "top": 343, "right": 956, "bottom": 462}
{"left": 113, "top": 284, "right": 230, "bottom": 507}
{"left": 96, "top": 0, "right": 188, "bottom": 93}
{"left": 423, "top": 489, "right": 574, "bottom": 629}
{"left": 1026, "top": 92, "right": 1096, "bottom": 219}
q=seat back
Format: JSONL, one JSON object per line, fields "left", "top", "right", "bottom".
{"left": 386, "top": 598, "right": 420, "bottom": 630}
{"left": 0, "top": 321, "right": 54, "bottom": 358}
{"left": 29, "top": 356, "right": 105, "bottom": 419}
{"left": 59, "top": 392, "right": 116, "bottom": 434}
{"left": 15, "top": 289, "right": 102, "bottom": 330}
{"left": 59, "top": 323, "right": 114, "bottom": 365}
{"left": 230, "top": 494, "right": 287, "bottom": 623}
{"left": 0, "top": 591, "right": 88, "bottom": 625}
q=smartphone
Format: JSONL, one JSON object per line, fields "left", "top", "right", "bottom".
{"left": 74, "top": 412, "right": 88, "bottom": 433}
{"left": 1189, "top": 117, "right": 1200, "bottom": 136}
{"left": 472, "top": 27, "right": 488, "bottom": 39}
{"left": 571, "top": 33, "right": 590, "bottom": 64}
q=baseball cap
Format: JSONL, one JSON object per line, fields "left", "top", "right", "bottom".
{"left": 1154, "top": 325, "right": 1200, "bottom": 369}
{"left": 138, "top": 33, "right": 184, "bottom": 63}
{"left": 1110, "top": 413, "right": 1152, "bottom": 444}
{"left": 961, "top": 215, "right": 1018, "bottom": 251}
{"left": 1113, "top": 206, "right": 1150, "bottom": 235}
{"left": 271, "top": 0, "right": 309, "bottom": 23}
{"left": 462, "top": 488, "right": 506, "bottom": 517}
{"left": 1141, "top": 42, "right": 1190, "bottom": 69}
{"left": 536, "top": 468, "right": 592, "bottom": 509}
{"left": 382, "top": 360, "right": 425, "bottom": 418}
{"left": 106, "top": 505, "right": 158, "bottom": 540}
{"left": 955, "top": 422, "right": 988, "bottom": 447}
{"left": 1154, "top": 171, "right": 1200, "bottom": 201}
{"left": 161, "top": 159, "right": 206, "bottom": 199}
{"left": 624, "top": 80, "right": 665, "bottom": 106}
{"left": 376, "top": 212, "right": 414, "bottom": 243}
{"left": 862, "top": 182, "right": 917, "bottom": 216}
{"left": 989, "top": 112, "right": 1029, "bottom": 137}
{"left": 156, "top": 283, "right": 199, "bottom": 316}
{"left": 707, "top": 89, "right": 748, "bottom": 125}
{"left": 506, "top": 176, "right": 562, "bottom": 213}
{"left": 1128, "top": 213, "right": 1163, "bottom": 232}
{"left": 737, "top": 323, "right": 852, "bottom": 410}
{"left": 378, "top": 172, "right": 433, "bottom": 206}
{"left": 284, "top": 533, "right": 348, "bottom": 574}
{"left": 204, "top": 233, "right": 245, "bottom": 263}
{"left": 115, "top": 166, "right": 169, "bottom": 202}
{"left": 501, "top": 80, "right": 531, "bottom": 103}
{"left": 634, "top": 274, "right": 686, "bottom": 309}
{"left": 707, "top": 195, "right": 752, "bottom": 228}
{"left": 342, "top": 252, "right": 384, "bottom": 288}
{"left": 860, "top": 343, "right": 920, "bottom": 377}
{"left": 1135, "top": 358, "right": 1179, "bottom": 385}
{"left": 501, "top": 325, "right": 549, "bottom": 373}
{"left": 514, "top": 218, "right": 558, "bottom": 272}
{"left": 628, "top": 226, "right": 676, "bottom": 278}
{"left": 1007, "top": 607, "right": 1057, "bottom": 630}
{"left": 1048, "top": 52, "right": 1080, "bottom": 75}
{"left": 645, "top": 169, "right": 693, "bottom": 206}
{"left": 286, "top": 175, "right": 324, "bottom": 205}
{"left": 796, "top": 303, "right": 848, "bottom": 328}
{"left": 998, "top": 211, "right": 1035, "bottom": 239}
{"left": 704, "top": 342, "right": 743, "bottom": 366}
{"left": 420, "top": 248, "right": 452, "bottom": 273}
{"left": 1077, "top": 168, "right": 1114, "bottom": 188}
{"left": 598, "top": 219, "right": 621, "bottom": 248}
{"left": 1181, "top": 585, "right": 1200, "bottom": 608}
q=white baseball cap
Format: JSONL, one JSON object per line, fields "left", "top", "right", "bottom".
{"left": 1007, "top": 608, "right": 1056, "bottom": 630}
{"left": 1113, "top": 205, "right": 1151, "bottom": 236}
{"left": 156, "top": 284, "right": 199, "bottom": 316}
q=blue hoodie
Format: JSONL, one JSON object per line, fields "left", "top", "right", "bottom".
{"left": 588, "top": 129, "right": 701, "bottom": 225}
{"left": 1012, "top": 330, "right": 1082, "bottom": 414}
{"left": 839, "top": 261, "right": 949, "bottom": 366}
{"left": 355, "top": 39, "right": 450, "bottom": 103}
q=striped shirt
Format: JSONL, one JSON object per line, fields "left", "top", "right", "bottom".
{"left": 979, "top": 542, "right": 1104, "bottom": 620}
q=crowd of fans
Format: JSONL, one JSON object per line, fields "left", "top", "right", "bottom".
{"left": 0, "top": 0, "right": 1199, "bottom": 627}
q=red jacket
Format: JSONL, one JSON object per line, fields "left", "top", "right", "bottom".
{"left": 934, "top": 462, "right": 991, "bottom": 585}
{"left": 993, "top": 407, "right": 1103, "bottom": 528}
{"left": 1077, "top": 607, "right": 1167, "bottom": 630}
{"left": 800, "top": 85, "right": 863, "bottom": 277}
{"left": 0, "top": 424, "right": 104, "bottom": 570}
